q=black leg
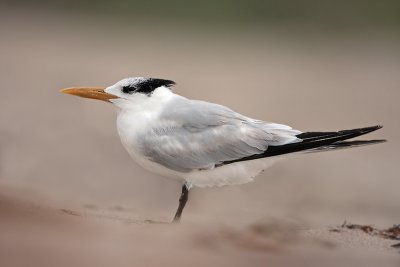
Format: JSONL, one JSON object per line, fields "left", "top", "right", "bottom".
{"left": 173, "top": 183, "right": 190, "bottom": 223}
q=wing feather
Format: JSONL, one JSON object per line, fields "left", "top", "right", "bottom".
{"left": 137, "top": 98, "right": 300, "bottom": 172}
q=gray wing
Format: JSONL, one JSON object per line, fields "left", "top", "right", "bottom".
{"left": 138, "top": 97, "right": 301, "bottom": 172}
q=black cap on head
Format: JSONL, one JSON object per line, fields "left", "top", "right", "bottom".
{"left": 122, "top": 78, "right": 176, "bottom": 95}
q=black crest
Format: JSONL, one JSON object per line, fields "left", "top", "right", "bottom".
{"left": 122, "top": 78, "right": 176, "bottom": 96}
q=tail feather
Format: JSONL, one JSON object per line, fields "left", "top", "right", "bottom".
{"left": 296, "top": 125, "right": 383, "bottom": 142}
{"left": 260, "top": 125, "right": 384, "bottom": 157}
{"left": 305, "top": 139, "right": 387, "bottom": 153}
{"left": 222, "top": 125, "right": 385, "bottom": 165}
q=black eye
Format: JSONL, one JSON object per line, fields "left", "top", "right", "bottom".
{"left": 122, "top": 86, "right": 135, "bottom": 94}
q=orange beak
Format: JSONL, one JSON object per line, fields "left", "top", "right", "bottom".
{"left": 60, "top": 87, "right": 118, "bottom": 102}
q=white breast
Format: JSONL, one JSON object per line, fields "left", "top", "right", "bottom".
{"left": 115, "top": 88, "right": 187, "bottom": 181}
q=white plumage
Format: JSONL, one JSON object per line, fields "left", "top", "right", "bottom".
{"left": 61, "top": 77, "right": 384, "bottom": 222}
{"left": 107, "top": 79, "right": 300, "bottom": 187}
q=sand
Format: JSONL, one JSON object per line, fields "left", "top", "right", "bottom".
{"left": 0, "top": 185, "right": 399, "bottom": 267}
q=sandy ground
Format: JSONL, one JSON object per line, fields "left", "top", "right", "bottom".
{"left": 0, "top": 6, "right": 400, "bottom": 266}
{"left": 0, "top": 185, "right": 399, "bottom": 267}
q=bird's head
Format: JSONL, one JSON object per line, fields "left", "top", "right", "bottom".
{"left": 61, "top": 77, "right": 176, "bottom": 107}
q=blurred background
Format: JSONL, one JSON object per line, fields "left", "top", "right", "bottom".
{"left": 0, "top": 0, "right": 399, "bottom": 227}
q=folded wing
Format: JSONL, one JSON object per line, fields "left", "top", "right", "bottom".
{"left": 137, "top": 98, "right": 301, "bottom": 172}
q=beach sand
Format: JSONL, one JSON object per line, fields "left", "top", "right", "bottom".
{"left": 0, "top": 185, "right": 399, "bottom": 267}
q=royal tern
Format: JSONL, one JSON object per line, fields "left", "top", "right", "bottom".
{"left": 61, "top": 77, "right": 385, "bottom": 222}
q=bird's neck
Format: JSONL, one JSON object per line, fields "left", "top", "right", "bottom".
{"left": 115, "top": 87, "right": 180, "bottom": 151}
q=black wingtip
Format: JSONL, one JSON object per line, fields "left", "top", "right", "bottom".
{"left": 365, "top": 125, "right": 383, "bottom": 131}
{"left": 341, "top": 125, "right": 383, "bottom": 134}
{"left": 304, "top": 139, "right": 387, "bottom": 154}
{"left": 221, "top": 124, "right": 385, "bottom": 166}
{"left": 337, "top": 139, "right": 387, "bottom": 146}
{"left": 297, "top": 125, "right": 384, "bottom": 142}
{"left": 351, "top": 125, "right": 384, "bottom": 136}
{"left": 368, "top": 139, "right": 387, "bottom": 144}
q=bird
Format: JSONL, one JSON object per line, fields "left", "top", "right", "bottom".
{"left": 61, "top": 77, "right": 385, "bottom": 223}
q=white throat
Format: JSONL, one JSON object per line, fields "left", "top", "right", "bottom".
{"left": 113, "top": 86, "right": 182, "bottom": 178}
